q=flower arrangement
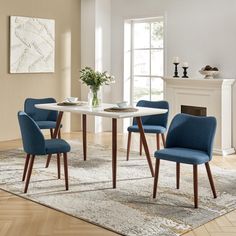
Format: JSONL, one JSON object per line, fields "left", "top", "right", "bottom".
{"left": 80, "top": 67, "right": 115, "bottom": 107}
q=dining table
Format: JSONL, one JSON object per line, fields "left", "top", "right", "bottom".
{"left": 35, "top": 102, "right": 168, "bottom": 188}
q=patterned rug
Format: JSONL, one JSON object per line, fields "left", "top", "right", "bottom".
{"left": 0, "top": 141, "right": 236, "bottom": 236}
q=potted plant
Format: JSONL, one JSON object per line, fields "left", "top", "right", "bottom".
{"left": 80, "top": 67, "right": 115, "bottom": 107}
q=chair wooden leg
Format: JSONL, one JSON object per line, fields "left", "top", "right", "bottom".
{"left": 22, "top": 154, "right": 30, "bottom": 181}
{"left": 57, "top": 153, "right": 61, "bottom": 179}
{"left": 193, "top": 165, "right": 198, "bottom": 208}
{"left": 63, "top": 153, "right": 69, "bottom": 190}
{"left": 153, "top": 159, "right": 160, "bottom": 198}
{"left": 139, "top": 134, "right": 142, "bottom": 156}
{"left": 45, "top": 154, "right": 52, "bottom": 168}
{"left": 176, "top": 163, "right": 180, "bottom": 189}
{"left": 24, "top": 155, "right": 35, "bottom": 193}
{"left": 205, "top": 162, "right": 217, "bottom": 198}
{"left": 156, "top": 134, "right": 160, "bottom": 150}
{"left": 58, "top": 129, "right": 61, "bottom": 139}
{"left": 126, "top": 132, "right": 132, "bottom": 161}
{"left": 50, "top": 128, "right": 53, "bottom": 138}
{"left": 161, "top": 133, "right": 166, "bottom": 147}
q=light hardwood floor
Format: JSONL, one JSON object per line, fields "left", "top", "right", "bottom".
{"left": 0, "top": 132, "right": 236, "bottom": 236}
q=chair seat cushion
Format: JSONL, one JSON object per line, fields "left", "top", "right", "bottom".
{"left": 128, "top": 125, "right": 166, "bottom": 134}
{"left": 154, "top": 147, "right": 210, "bottom": 165}
{"left": 45, "top": 139, "right": 71, "bottom": 154}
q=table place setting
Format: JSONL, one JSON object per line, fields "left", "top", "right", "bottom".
{"left": 104, "top": 101, "right": 138, "bottom": 112}
{"left": 57, "top": 97, "right": 87, "bottom": 106}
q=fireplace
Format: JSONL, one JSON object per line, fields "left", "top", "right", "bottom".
{"left": 181, "top": 105, "right": 207, "bottom": 116}
{"left": 162, "top": 77, "right": 235, "bottom": 155}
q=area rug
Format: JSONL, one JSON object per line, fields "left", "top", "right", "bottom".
{"left": 0, "top": 141, "right": 236, "bottom": 236}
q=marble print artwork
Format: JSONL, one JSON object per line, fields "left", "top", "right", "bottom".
{"left": 10, "top": 16, "right": 55, "bottom": 73}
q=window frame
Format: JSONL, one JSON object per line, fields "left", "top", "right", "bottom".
{"left": 129, "top": 17, "right": 164, "bottom": 104}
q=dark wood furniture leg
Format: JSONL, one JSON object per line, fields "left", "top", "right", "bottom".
{"left": 193, "top": 164, "right": 198, "bottom": 208}
{"left": 161, "top": 133, "right": 166, "bottom": 147}
{"left": 176, "top": 163, "right": 180, "bottom": 189}
{"left": 22, "top": 154, "right": 30, "bottom": 181}
{"left": 112, "top": 118, "right": 117, "bottom": 188}
{"left": 156, "top": 134, "right": 160, "bottom": 150}
{"left": 57, "top": 153, "right": 61, "bottom": 179}
{"left": 45, "top": 112, "right": 64, "bottom": 168}
{"left": 139, "top": 134, "right": 142, "bottom": 156}
{"left": 83, "top": 114, "right": 87, "bottom": 161}
{"left": 45, "top": 154, "right": 52, "bottom": 168}
{"left": 50, "top": 128, "right": 53, "bottom": 138}
{"left": 24, "top": 155, "right": 35, "bottom": 193}
{"left": 153, "top": 159, "right": 160, "bottom": 198}
{"left": 126, "top": 131, "right": 131, "bottom": 161}
{"left": 58, "top": 129, "right": 61, "bottom": 139}
{"left": 136, "top": 117, "right": 154, "bottom": 177}
{"left": 63, "top": 153, "right": 69, "bottom": 190}
{"left": 205, "top": 162, "right": 217, "bottom": 198}
{"left": 52, "top": 111, "right": 64, "bottom": 138}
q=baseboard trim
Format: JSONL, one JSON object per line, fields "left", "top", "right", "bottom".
{"left": 213, "top": 147, "right": 235, "bottom": 156}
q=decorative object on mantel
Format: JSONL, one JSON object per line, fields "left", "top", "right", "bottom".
{"left": 80, "top": 67, "right": 115, "bottom": 107}
{"left": 199, "top": 65, "right": 219, "bottom": 79}
{"left": 10, "top": 16, "right": 55, "bottom": 73}
{"left": 182, "top": 61, "right": 189, "bottom": 78}
{"left": 173, "top": 56, "right": 180, "bottom": 77}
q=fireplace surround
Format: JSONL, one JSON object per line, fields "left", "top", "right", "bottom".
{"left": 162, "top": 77, "right": 235, "bottom": 155}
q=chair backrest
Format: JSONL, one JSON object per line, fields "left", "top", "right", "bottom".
{"left": 18, "top": 111, "right": 46, "bottom": 155}
{"left": 134, "top": 100, "right": 169, "bottom": 127}
{"left": 166, "top": 113, "right": 217, "bottom": 159}
{"left": 24, "top": 98, "right": 57, "bottom": 121}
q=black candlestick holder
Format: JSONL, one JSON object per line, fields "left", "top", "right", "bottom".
{"left": 173, "top": 63, "right": 179, "bottom": 77}
{"left": 182, "top": 67, "right": 189, "bottom": 78}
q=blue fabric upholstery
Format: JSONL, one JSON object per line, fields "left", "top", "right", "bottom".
{"left": 24, "top": 98, "right": 58, "bottom": 130}
{"left": 154, "top": 148, "right": 210, "bottom": 165}
{"left": 36, "top": 121, "right": 57, "bottom": 129}
{"left": 45, "top": 139, "right": 70, "bottom": 154}
{"left": 128, "top": 100, "right": 169, "bottom": 134}
{"left": 128, "top": 125, "right": 166, "bottom": 134}
{"left": 154, "top": 113, "right": 217, "bottom": 164}
{"left": 18, "top": 111, "right": 70, "bottom": 155}
{"left": 18, "top": 111, "right": 46, "bottom": 155}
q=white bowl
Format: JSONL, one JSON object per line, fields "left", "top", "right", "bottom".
{"left": 116, "top": 101, "right": 128, "bottom": 108}
{"left": 199, "top": 69, "right": 219, "bottom": 79}
{"left": 66, "top": 97, "right": 78, "bottom": 103}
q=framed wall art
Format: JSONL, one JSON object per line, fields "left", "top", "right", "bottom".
{"left": 10, "top": 16, "right": 55, "bottom": 73}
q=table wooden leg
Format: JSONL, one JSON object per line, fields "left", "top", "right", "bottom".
{"left": 53, "top": 111, "right": 63, "bottom": 138}
{"left": 112, "top": 118, "right": 117, "bottom": 188}
{"left": 136, "top": 117, "right": 154, "bottom": 177}
{"left": 83, "top": 114, "right": 87, "bottom": 161}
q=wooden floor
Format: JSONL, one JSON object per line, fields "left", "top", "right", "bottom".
{"left": 0, "top": 132, "right": 236, "bottom": 236}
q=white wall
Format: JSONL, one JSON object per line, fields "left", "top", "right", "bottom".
{"left": 110, "top": 0, "right": 236, "bottom": 147}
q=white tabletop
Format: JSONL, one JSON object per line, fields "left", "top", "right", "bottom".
{"left": 35, "top": 103, "right": 167, "bottom": 119}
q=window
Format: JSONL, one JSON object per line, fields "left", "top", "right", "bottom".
{"left": 124, "top": 18, "right": 164, "bottom": 105}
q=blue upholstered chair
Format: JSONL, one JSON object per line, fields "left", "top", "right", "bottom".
{"left": 153, "top": 113, "right": 217, "bottom": 208}
{"left": 24, "top": 98, "right": 61, "bottom": 168}
{"left": 18, "top": 111, "right": 70, "bottom": 193}
{"left": 126, "top": 100, "right": 169, "bottom": 160}
{"left": 24, "top": 98, "right": 61, "bottom": 138}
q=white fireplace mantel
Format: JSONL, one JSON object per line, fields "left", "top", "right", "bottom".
{"left": 162, "top": 77, "right": 235, "bottom": 156}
